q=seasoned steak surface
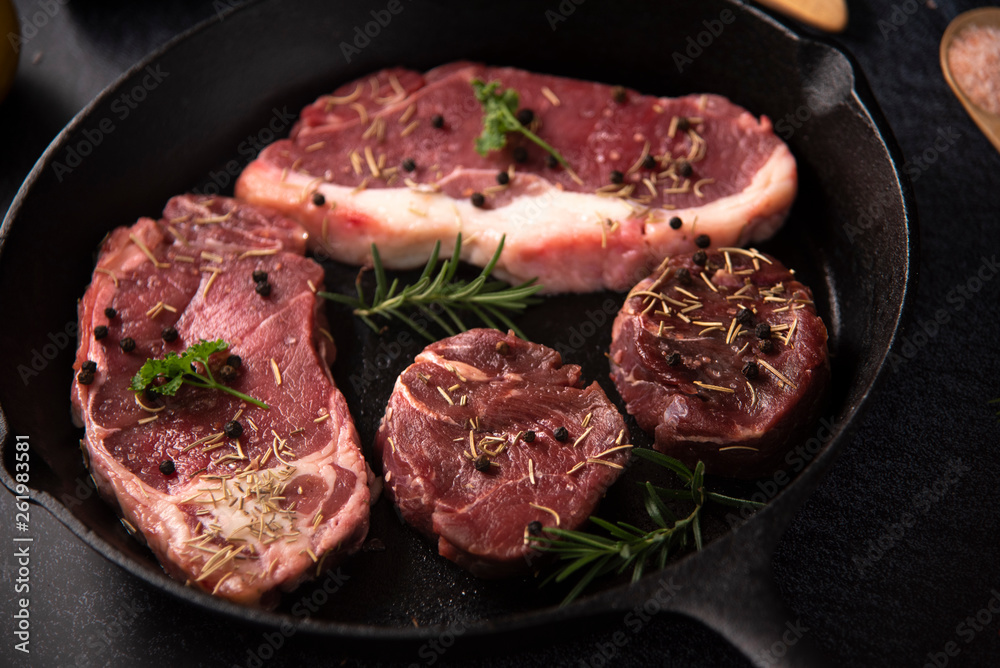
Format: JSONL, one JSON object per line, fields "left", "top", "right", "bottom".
{"left": 375, "top": 329, "right": 630, "bottom": 577}
{"left": 71, "top": 195, "right": 371, "bottom": 605}
{"left": 237, "top": 62, "right": 796, "bottom": 292}
{"left": 609, "top": 248, "right": 829, "bottom": 478}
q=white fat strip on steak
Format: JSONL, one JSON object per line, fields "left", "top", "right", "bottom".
{"left": 237, "top": 147, "right": 795, "bottom": 293}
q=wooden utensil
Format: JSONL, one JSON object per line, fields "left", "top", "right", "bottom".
{"left": 940, "top": 7, "right": 1000, "bottom": 155}
{"left": 756, "top": 0, "right": 848, "bottom": 32}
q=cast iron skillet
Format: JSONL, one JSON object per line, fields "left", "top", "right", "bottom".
{"left": 0, "top": 0, "right": 915, "bottom": 665}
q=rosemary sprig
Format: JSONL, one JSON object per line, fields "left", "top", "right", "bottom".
{"left": 530, "top": 449, "right": 765, "bottom": 605}
{"left": 318, "top": 233, "right": 542, "bottom": 342}
{"left": 129, "top": 339, "right": 269, "bottom": 409}
{"left": 471, "top": 79, "right": 572, "bottom": 170}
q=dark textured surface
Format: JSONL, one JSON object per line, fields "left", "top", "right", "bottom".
{"left": 0, "top": 1, "right": 997, "bottom": 667}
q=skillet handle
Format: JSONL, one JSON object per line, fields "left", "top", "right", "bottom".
{"left": 666, "top": 519, "right": 835, "bottom": 668}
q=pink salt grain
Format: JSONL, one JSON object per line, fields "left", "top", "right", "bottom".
{"left": 948, "top": 24, "right": 1000, "bottom": 115}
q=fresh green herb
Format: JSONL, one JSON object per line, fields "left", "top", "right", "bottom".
{"left": 320, "top": 233, "right": 541, "bottom": 342}
{"left": 530, "top": 448, "right": 765, "bottom": 605}
{"left": 991, "top": 398, "right": 1000, "bottom": 421}
{"left": 129, "top": 339, "right": 269, "bottom": 409}
{"left": 471, "top": 79, "right": 572, "bottom": 170}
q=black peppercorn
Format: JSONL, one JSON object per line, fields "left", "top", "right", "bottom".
{"left": 94, "top": 325, "right": 108, "bottom": 340}
{"left": 642, "top": 155, "right": 657, "bottom": 170}
{"left": 546, "top": 154, "right": 559, "bottom": 169}
{"left": 470, "top": 192, "right": 486, "bottom": 208}
{"left": 496, "top": 171, "right": 510, "bottom": 185}
{"left": 741, "top": 361, "right": 759, "bottom": 379}
{"left": 523, "top": 430, "right": 536, "bottom": 443}
{"left": 255, "top": 281, "right": 272, "bottom": 297}
{"left": 611, "top": 85, "right": 627, "bottom": 104}
{"left": 104, "top": 307, "right": 117, "bottom": 319}
{"left": 675, "top": 267, "right": 692, "bottom": 285}
{"left": 224, "top": 420, "right": 243, "bottom": 439}
{"left": 736, "top": 308, "right": 754, "bottom": 327}
{"left": 554, "top": 426, "right": 568, "bottom": 441}
{"left": 119, "top": 337, "right": 136, "bottom": 353}
{"left": 513, "top": 146, "right": 528, "bottom": 163}
{"left": 676, "top": 117, "right": 690, "bottom": 132}
{"left": 226, "top": 354, "right": 242, "bottom": 369}
{"left": 401, "top": 157, "right": 416, "bottom": 172}
{"left": 82, "top": 360, "right": 97, "bottom": 372}
{"left": 527, "top": 520, "right": 543, "bottom": 535}
{"left": 695, "top": 234, "right": 711, "bottom": 249}
{"left": 676, "top": 160, "right": 693, "bottom": 177}
{"left": 610, "top": 170, "right": 624, "bottom": 184}
{"left": 669, "top": 216, "right": 683, "bottom": 230}
{"left": 430, "top": 114, "right": 444, "bottom": 128}
{"left": 252, "top": 269, "right": 268, "bottom": 283}
{"left": 759, "top": 339, "right": 775, "bottom": 354}
{"left": 161, "top": 326, "right": 178, "bottom": 342}
{"left": 219, "top": 364, "right": 237, "bottom": 382}
{"left": 159, "top": 460, "right": 175, "bottom": 475}
{"left": 516, "top": 108, "right": 534, "bottom": 125}
{"left": 474, "top": 455, "right": 491, "bottom": 472}
{"left": 496, "top": 340, "right": 510, "bottom": 355}
{"left": 665, "top": 351, "right": 681, "bottom": 366}
{"left": 77, "top": 369, "right": 95, "bottom": 385}
{"left": 311, "top": 192, "right": 325, "bottom": 206}
{"left": 693, "top": 250, "right": 707, "bottom": 266}
{"left": 755, "top": 323, "right": 771, "bottom": 339}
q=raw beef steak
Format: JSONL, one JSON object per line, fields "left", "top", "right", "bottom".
{"left": 236, "top": 62, "right": 796, "bottom": 293}
{"left": 609, "top": 248, "right": 829, "bottom": 478}
{"left": 374, "top": 329, "right": 630, "bottom": 577}
{"left": 71, "top": 195, "right": 372, "bottom": 606}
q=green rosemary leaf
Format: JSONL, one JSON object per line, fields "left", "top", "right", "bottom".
{"left": 588, "top": 517, "right": 644, "bottom": 541}
{"left": 560, "top": 556, "right": 613, "bottom": 606}
{"left": 554, "top": 553, "right": 607, "bottom": 583}
{"left": 466, "top": 303, "right": 499, "bottom": 331}
{"left": 129, "top": 339, "right": 268, "bottom": 409}
{"left": 532, "top": 452, "right": 765, "bottom": 605}
{"left": 706, "top": 491, "right": 767, "bottom": 509}
{"left": 643, "top": 481, "right": 672, "bottom": 528}
{"left": 632, "top": 448, "right": 694, "bottom": 482}
{"left": 318, "top": 233, "right": 542, "bottom": 341}
{"left": 472, "top": 79, "right": 572, "bottom": 171}
{"left": 692, "top": 511, "right": 703, "bottom": 552}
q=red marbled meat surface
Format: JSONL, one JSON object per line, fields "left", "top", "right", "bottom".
{"left": 237, "top": 62, "right": 797, "bottom": 292}
{"left": 609, "top": 248, "right": 829, "bottom": 478}
{"left": 70, "top": 195, "right": 372, "bottom": 606}
{"left": 375, "top": 329, "right": 631, "bottom": 577}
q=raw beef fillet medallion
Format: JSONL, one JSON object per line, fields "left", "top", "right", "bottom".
{"left": 375, "top": 329, "right": 631, "bottom": 577}
{"left": 609, "top": 248, "right": 829, "bottom": 478}
{"left": 236, "top": 61, "right": 797, "bottom": 293}
{"left": 71, "top": 195, "right": 372, "bottom": 606}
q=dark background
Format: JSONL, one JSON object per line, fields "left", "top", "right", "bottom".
{"left": 1, "top": 0, "right": 998, "bottom": 666}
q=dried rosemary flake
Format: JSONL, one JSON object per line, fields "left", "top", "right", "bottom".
{"left": 693, "top": 381, "right": 735, "bottom": 393}
{"left": 756, "top": 359, "right": 797, "bottom": 389}
{"left": 129, "top": 233, "right": 169, "bottom": 269}
{"left": 586, "top": 458, "right": 624, "bottom": 470}
{"left": 572, "top": 426, "right": 594, "bottom": 448}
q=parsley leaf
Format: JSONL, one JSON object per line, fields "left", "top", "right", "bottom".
{"left": 129, "top": 339, "right": 269, "bottom": 409}
{"left": 471, "top": 79, "right": 572, "bottom": 170}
